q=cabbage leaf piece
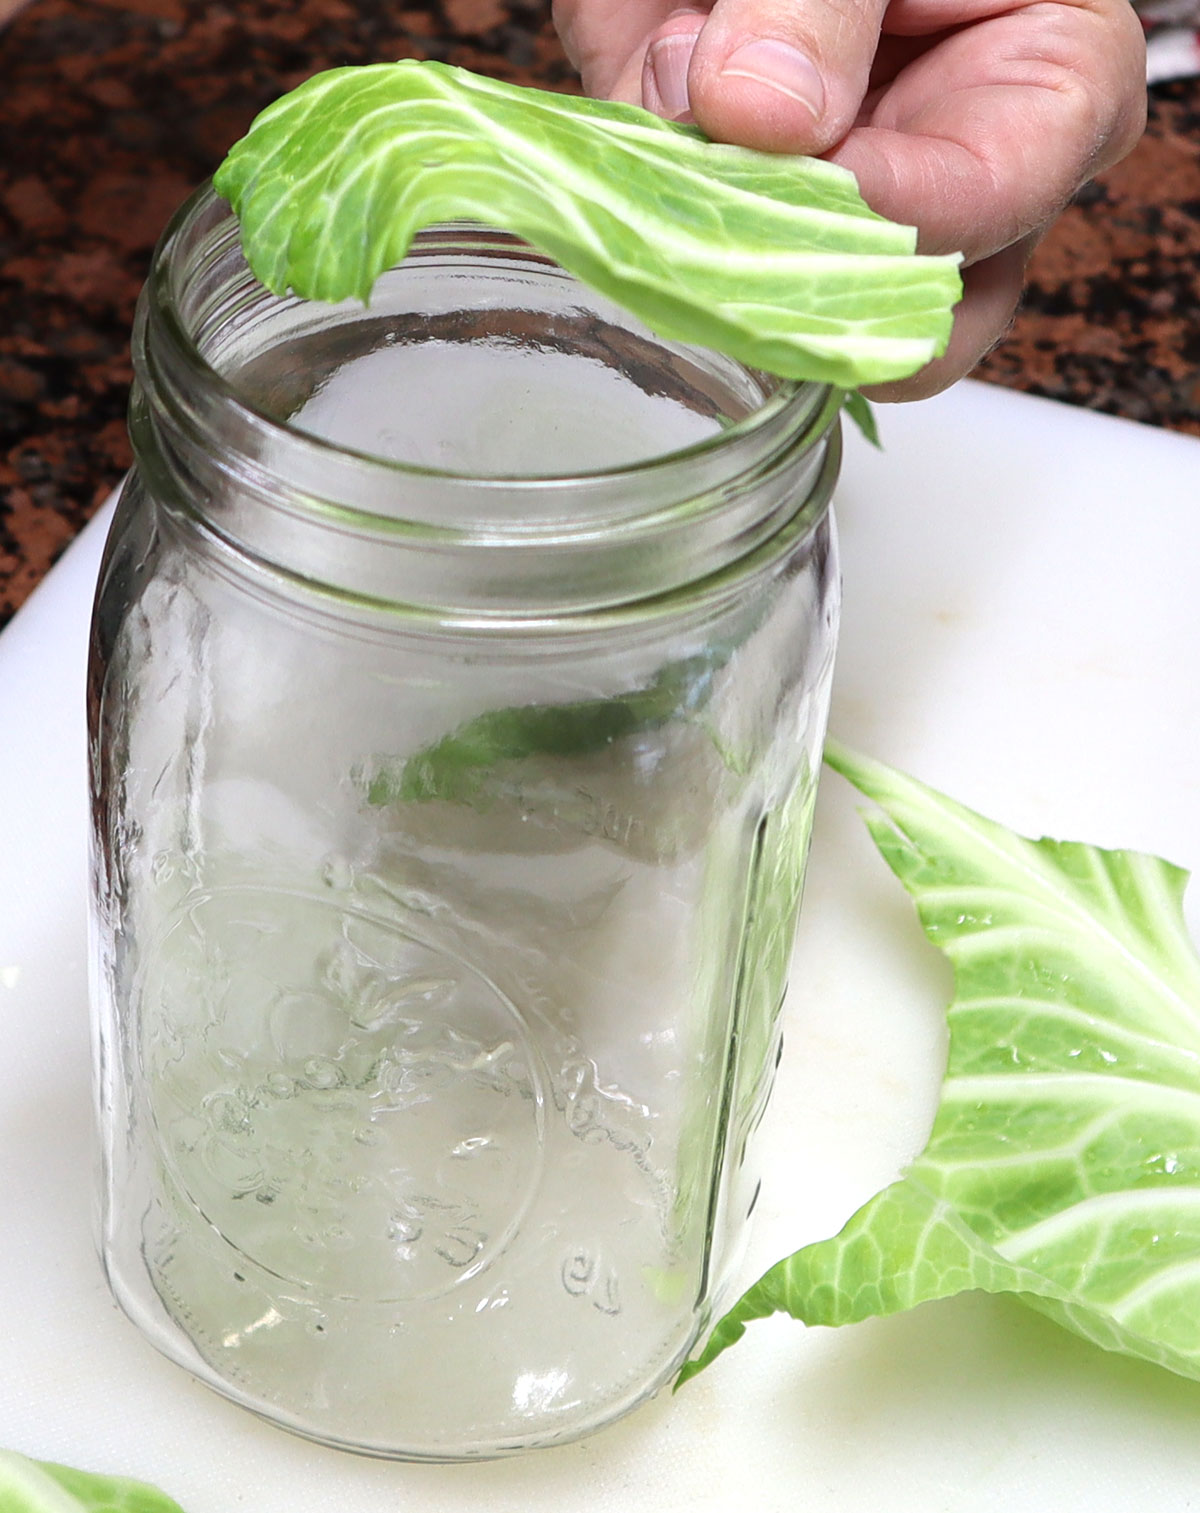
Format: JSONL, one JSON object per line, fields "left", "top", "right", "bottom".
{"left": 213, "top": 60, "right": 961, "bottom": 389}
{"left": 0, "top": 1452, "right": 187, "bottom": 1513}
{"left": 679, "top": 739, "right": 1200, "bottom": 1387}
{"left": 362, "top": 648, "right": 726, "bottom": 808}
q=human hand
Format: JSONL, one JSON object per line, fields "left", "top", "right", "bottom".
{"left": 552, "top": 0, "right": 1147, "bottom": 398}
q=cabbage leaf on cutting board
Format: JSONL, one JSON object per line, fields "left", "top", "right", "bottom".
{"left": 0, "top": 1451, "right": 186, "bottom": 1512}
{"left": 681, "top": 740, "right": 1200, "bottom": 1386}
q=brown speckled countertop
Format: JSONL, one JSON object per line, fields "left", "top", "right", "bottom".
{"left": 1, "top": 0, "right": 1197, "bottom": 630}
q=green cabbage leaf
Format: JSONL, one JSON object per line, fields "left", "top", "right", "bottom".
{"left": 680, "top": 739, "right": 1200, "bottom": 1386}
{"left": 0, "top": 1452, "right": 186, "bottom": 1513}
{"left": 213, "top": 59, "right": 961, "bottom": 389}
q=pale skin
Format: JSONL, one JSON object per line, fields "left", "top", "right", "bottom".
{"left": 552, "top": 0, "right": 1147, "bottom": 397}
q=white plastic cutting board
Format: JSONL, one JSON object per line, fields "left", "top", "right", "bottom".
{"left": 2, "top": 380, "right": 1199, "bottom": 1512}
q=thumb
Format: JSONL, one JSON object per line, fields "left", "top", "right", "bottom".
{"left": 644, "top": 0, "right": 887, "bottom": 153}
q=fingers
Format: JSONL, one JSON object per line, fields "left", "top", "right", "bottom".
{"left": 644, "top": 0, "right": 892, "bottom": 152}
{"left": 642, "top": 10, "right": 709, "bottom": 117}
{"left": 552, "top": 0, "right": 683, "bottom": 101}
{"left": 827, "top": 1, "right": 1147, "bottom": 263}
{"left": 558, "top": 0, "right": 1145, "bottom": 402}
{"left": 636, "top": 0, "right": 1144, "bottom": 264}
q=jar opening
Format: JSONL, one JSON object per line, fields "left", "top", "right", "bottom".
{"left": 212, "top": 249, "right": 815, "bottom": 486}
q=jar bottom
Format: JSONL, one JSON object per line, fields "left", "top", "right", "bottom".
{"left": 100, "top": 1242, "right": 702, "bottom": 1460}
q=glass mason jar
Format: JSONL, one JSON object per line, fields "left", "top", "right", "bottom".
{"left": 87, "top": 184, "right": 841, "bottom": 1460}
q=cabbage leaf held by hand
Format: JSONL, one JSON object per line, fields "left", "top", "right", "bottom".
{"left": 680, "top": 741, "right": 1200, "bottom": 1388}
{"left": 213, "top": 60, "right": 961, "bottom": 389}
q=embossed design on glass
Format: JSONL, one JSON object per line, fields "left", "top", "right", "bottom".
{"left": 144, "top": 890, "right": 544, "bottom": 1303}
{"left": 87, "top": 186, "right": 840, "bottom": 1460}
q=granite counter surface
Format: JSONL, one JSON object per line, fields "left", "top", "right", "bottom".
{"left": 1, "top": 0, "right": 1197, "bottom": 630}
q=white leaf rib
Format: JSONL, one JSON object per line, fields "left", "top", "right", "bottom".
{"left": 1108, "top": 1252, "right": 1200, "bottom": 1324}
{"left": 994, "top": 1184, "right": 1200, "bottom": 1262}
{"left": 952, "top": 994, "right": 1200, "bottom": 1076}
{"left": 927, "top": 1098, "right": 1141, "bottom": 1174}
{"left": 0, "top": 1454, "right": 87, "bottom": 1513}
{"left": 1042, "top": 878, "right": 1192, "bottom": 1031}
{"left": 457, "top": 72, "right": 874, "bottom": 218}
{"left": 941, "top": 919, "right": 1099, "bottom": 960}
{"left": 871, "top": 769, "right": 1173, "bottom": 956}
{"left": 421, "top": 80, "right": 913, "bottom": 260}
{"left": 238, "top": 71, "right": 365, "bottom": 171}
{"left": 1061, "top": 844, "right": 1125, "bottom": 917}
{"left": 911, "top": 860, "right": 1200, "bottom": 1046}
{"left": 242, "top": 87, "right": 397, "bottom": 206}
{"left": 422, "top": 100, "right": 623, "bottom": 256}
{"left": 1128, "top": 849, "right": 1200, "bottom": 987}
{"left": 243, "top": 140, "right": 368, "bottom": 253}
{"left": 943, "top": 1070, "right": 1200, "bottom": 1123}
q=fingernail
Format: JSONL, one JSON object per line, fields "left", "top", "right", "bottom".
{"left": 646, "top": 33, "right": 696, "bottom": 121}
{"left": 720, "top": 39, "right": 825, "bottom": 119}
